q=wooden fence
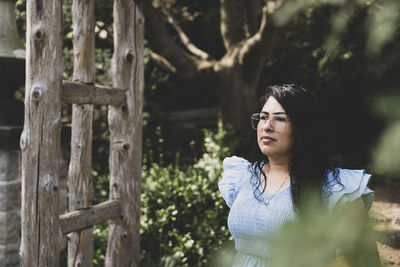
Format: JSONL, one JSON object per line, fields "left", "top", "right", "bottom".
{"left": 19, "top": 0, "right": 144, "bottom": 266}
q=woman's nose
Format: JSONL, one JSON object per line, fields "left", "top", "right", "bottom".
{"left": 261, "top": 118, "right": 274, "bottom": 131}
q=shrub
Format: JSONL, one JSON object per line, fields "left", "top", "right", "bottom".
{"left": 140, "top": 121, "right": 234, "bottom": 266}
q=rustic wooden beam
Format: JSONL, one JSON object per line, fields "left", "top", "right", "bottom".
{"left": 61, "top": 81, "right": 126, "bottom": 106}
{"left": 105, "top": 1, "right": 144, "bottom": 266}
{"left": 60, "top": 200, "right": 121, "bottom": 235}
{"left": 20, "top": 0, "right": 63, "bottom": 265}
{"left": 68, "top": 0, "right": 95, "bottom": 266}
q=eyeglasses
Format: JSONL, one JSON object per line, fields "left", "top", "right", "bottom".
{"left": 251, "top": 113, "right": 290, "bottom": 131}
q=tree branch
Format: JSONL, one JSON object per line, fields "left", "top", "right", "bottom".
{"left": 142, "top": 1, "right": 200, "bottom": 79}
{"left": 243, "top": 0, "right": 259, "bottom": 38}
{"left": 245, "top": 0, "right": 285, "bottom": 45}
{"left": 240, "top": 0, "right": 288, "bottom": 60}
{"left": 258, "top": 3, "right": 269, "bottom": 40}
{"left": 220, "top": 0, "right": 245, "bottom": 50}
{"left": 238, "top": 4, "right": 269, "bottom": 62}
{"left": 149, "top": 51, "right": 177, "bottom": 73}
{"left": 158, "top": 2, "right": 211, "bottom": 60}
{"left": 236, "top": 2, "right": 286, "bottom": 83}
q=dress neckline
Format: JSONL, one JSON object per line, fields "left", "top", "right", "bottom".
{"left": 249, "top": 162, "right": 292, "bottom": 203}
{"left": 263, "top": 185, "right": 291, "bottom": 198}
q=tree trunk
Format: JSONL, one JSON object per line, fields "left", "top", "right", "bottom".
{"left": 213, "top": 64, "right": 259, "bottom": 130}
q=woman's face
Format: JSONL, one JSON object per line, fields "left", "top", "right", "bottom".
{"left": 257, "top": 96, "right": 294, "bottom": 161}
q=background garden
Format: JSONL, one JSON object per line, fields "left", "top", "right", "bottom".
{"left": 14, "top": 0, "right": 400, "bottom": 266}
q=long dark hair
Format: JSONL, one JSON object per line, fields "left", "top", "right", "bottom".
{"left": 249, "top": 84, "right": 339, "bottom": 211}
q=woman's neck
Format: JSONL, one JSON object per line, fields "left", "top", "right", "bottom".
{"left": 261, "top": 157, "right": 291, "bottom": 193}
{"left": 265, "top": 157, "right": 290, "bottom": 175}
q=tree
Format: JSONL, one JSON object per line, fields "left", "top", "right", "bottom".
{"left": 143, "top": 0, "right": 284, "bottom": 129}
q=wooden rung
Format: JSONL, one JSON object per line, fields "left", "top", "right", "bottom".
{"left": 61, "top": 81, "right": 126, "bottom": 106}
{"left": 59, "top": 200, "right": 121, "bottom": 235}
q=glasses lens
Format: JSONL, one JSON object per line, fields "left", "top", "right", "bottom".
{"left": 272, "top": 115, "right": 288, "bottom": 131}
{"left": 251, "top": 113, "right": 260, "bottom": 130}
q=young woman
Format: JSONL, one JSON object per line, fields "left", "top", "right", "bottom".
{"left": 219, "top": 84, "right": 380, "bottom": 266}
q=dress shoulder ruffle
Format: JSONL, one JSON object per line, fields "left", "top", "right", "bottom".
{"left": 218, "top": 156, "right": 250, "bottom": 208}
{"left": 323, "top": 168, "right": 374, "bottom": 211}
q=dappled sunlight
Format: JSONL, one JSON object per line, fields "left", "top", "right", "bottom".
{"left": 370, "top": 199, "right": 400, "bottom": 265}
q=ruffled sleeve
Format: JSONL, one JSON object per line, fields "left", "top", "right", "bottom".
{"left": 323, "top": 168, "right": 374, "bottom": 211}
{"left": 218, "top": 156, "right": 250, "bottom": 208}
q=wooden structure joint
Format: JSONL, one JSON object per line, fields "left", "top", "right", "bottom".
{"left": 60, "top": 200, "right": 121, "bottom": 235}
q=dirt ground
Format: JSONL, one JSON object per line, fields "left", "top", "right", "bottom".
{"left": 370, "top": 184, "right": 400, "bottom": 266}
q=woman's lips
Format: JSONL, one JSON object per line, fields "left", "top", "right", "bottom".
{"left": 261, "top": 136, "right": 276, "bottom": 142}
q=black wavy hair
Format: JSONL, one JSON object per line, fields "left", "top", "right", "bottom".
{"left": 249, "top": 84, "right": 339, "bottom": 211}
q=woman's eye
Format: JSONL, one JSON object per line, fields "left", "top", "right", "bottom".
{"left": 275, "top": 116, "right": 288, "bottom": 122}
{"left": 260, "top": 115, "right": 268, "bottom": 121}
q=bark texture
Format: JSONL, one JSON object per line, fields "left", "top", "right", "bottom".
{"left": 105, "top": 1, "right": 144, "bottom": 266}
{"left": 60, "top": 200, "right": 121, "bottom": 235}
{"left": 61, "top": 81, "right": 126, "bottom": 105}
{"left": 68, "top": 0, "right": 95, "bottom": 266}
{"left": 19, "top": 0, "right": 63, "bottom": 266}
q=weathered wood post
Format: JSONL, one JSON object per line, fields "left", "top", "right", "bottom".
{"left": 0, "top": 0, "right": 24, "bottom": 265}
{"left": 106, "top": 1, "right": 144, "bottom": 266}
{"left": 67, "top": 0, "right": 95, "bottom": 266}
{"left": 19, "top": 0, "right": 63, "bottom": 265}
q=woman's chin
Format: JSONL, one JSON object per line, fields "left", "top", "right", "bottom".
{"left": 260, "top": 147, "right": 291, "bottom": 160}
{"left": 260, "top": 147, "right": 274, "bottom": 157}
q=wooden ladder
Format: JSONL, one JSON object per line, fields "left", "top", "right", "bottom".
{"left": 19, "top": 0, "right": 144, "bottom": 266}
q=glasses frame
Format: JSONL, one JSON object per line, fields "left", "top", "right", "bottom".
{"left": 250, "top": 112, "right": 291, "bottom": 131}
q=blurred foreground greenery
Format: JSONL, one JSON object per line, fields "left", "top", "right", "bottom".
{"left": 370, "top": 94, "right": 400, "bottom": 182}
{"left": 269, "top": 195, "right": 381, "bottom": 267}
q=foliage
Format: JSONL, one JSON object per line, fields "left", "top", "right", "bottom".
{"left": 367, "top": 94, "right": 400, "bottom": 183}
{"left": 273, "top": 0, "right": 400, "bottom": 55}
{"left": 93, "top": 222, "right": 109, "bottom": 266}
{"left": 140, "top": 121, "right": 234, "bottom": 266}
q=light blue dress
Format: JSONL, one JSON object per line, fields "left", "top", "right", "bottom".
{"left": 218, "top": 156, "right": 374, "bottom": 267}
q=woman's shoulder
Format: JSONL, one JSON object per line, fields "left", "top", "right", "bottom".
{"left": 219, "top": 156, "right": 252, "bottom": 208}
{"left": 222, "top": 156, "right": 251, "bottom": 170}
{"left": 221, "top": 156, "right": 252, "bottom": 184}
{"left": 323, "top": 168, "right": 374, "bottom": 211}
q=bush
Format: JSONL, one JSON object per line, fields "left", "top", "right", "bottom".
{"left": 140, "top": 121, "right": 234, "bottom": 266}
